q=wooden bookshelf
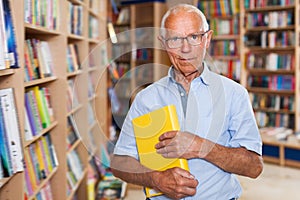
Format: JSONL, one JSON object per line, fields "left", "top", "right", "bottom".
{"left": 198, "top": 0, "right": 242, "bottom": 82}
{"left": 0, "top": 0, "right": 108, "bottom": 199}
{"left": 241, "top": 0, "right": 300, "bottom": 167}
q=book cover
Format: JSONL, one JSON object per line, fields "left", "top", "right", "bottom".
{"left": 3, "top": 0, "right": 19, "bottom": 68}
{"left": 0, "top": 88, "right": 23, "bottom": 173}
{"left": 0, "top": 97, "right": 12, "bottom": 177}
{"left": 132, "top": 104, "right": 189, "bottom": 197}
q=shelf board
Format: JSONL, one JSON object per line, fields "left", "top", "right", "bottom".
{"left": 24, "top": 76, "right": 58, "bottom": 88}
{"left": 245, "top": 5, "right": 295, "bottom": 13}
{"left": 114, "top": 23, "right": 130, "bottom": 27}
{"left": 247, "top": 69, "right": 295, "bottom": 75}
{"left": 24, "top": 121, "right": 58, "bottom": 147}
{"left": 253, "top": 107, "right": 294, "bottom": 114}
{"left": 67, "top": 104, "right": 83, "bottom": 116}
{"left": 246, "top": 25, "right": 295, "bottom": 32}
{"left": 88, "top": 38, "right": 99, "bottom": 44}
{"left": 88, "top": 94, "right": 97, "bottom": 102}
{"left": 211, "top": 55, "right": 240, "bottom": 60}
{"left": 261, "top": 133, "right": 300, "bottom": 149}
{"left": 88, "top": 66, "right": 98, "bottom": 72}
{"left": 207, "top": 14, "right": 238, "bottom": 20}
{"left": 246, "top": 46, "right": 295, "bottom": 52}
{"left": 25, "top": 23, "right": 61, "bottom": 35}
{"left": 247, "top": 87, "right": 294, "bottom": 95}
{"left": 67, "top": 70, "right": 83, "bottom": 78}
{"left": 68, "top": 0, "right": 84, "bottom": 5}
{"left": 67, "top": 139, "right": 81, "bottom": 154}
{"left": 88, "top": 121, "right": 97, "bottom": 131}
{"left": 0, "top": 177, "right": 10, "bottom": 189}
{"left": 88, "top": 9, "right": 99, "bottom": 18}
{"left": 67, "top": 34, "right": 85, "bottom": 41}
{"left": 0, "top": 69, "right": 14, "bottom": 76}
{"left": 212, "top": 35, "right": 240, "bottom": 40}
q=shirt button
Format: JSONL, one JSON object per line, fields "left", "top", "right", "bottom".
{"left": 180, "top": 92, "right": 184, "bottom": 97}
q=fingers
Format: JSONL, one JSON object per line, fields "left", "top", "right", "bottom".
{"left": 159, "top": 131, "right": 177, "bottom": 141}
{"left": 173, "top": 167, "right": 195, "bottom": 179}
{"left": 155, "top": 131, "right": 177, "bottom": 149}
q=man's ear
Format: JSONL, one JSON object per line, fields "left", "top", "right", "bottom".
{"left": 157, "top": 35, "right": 166, "bottom": 49}
{"left": 205, "top": 30, "right": 213, "bottom": 49}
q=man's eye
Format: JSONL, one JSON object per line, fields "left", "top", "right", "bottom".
{"left": 169, "top": 37, "right": 179, "bottom": 42}
{"left": 190, "top": 35, "right": 199, "bottom": 40}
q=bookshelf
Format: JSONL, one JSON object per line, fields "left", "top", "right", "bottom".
{"left": 108, "top": 1, "right": 170, "bottom": 129}
{"left": 198, "top": 0, "right": 242, "bottom": 82}
{"left": 241, "top": 0, "right": 300, "bottom": 167}
{"left": 0, "top": 0, "right": 108, "bottom": 199}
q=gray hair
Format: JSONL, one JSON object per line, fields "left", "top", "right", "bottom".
{"left": 160, "top": 4, "right": 209, "bottom": 37}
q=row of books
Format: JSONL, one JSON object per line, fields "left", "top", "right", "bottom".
{"left": 88, "top": 74, "right": 95, "bottom": 99}
{"left": 66, "top": 149, "right": 84, "bottom": 191}
{"left": 209, "top": 17, "right": 239, "bottom": 36}
{"left": 89, "top": 15, "right": 99, "bottom": 39}
{"left": 24, "top": 39, "right": 54, "bottom": 82}
{"left": 114, "top": 26, "right": 130, "bottom": 43}
{"left": 33, "top": 182, "right": 53, "bottom": 200}
{"left": 87, "top": 102, "right": 96, "bottom": 126}
{"left": 213, "top": 60, "right": 241, "bottom": 81}
{"left": 246, "top": 11, "right": 294, "bottom": 28}
{"left": 246, "top": 53, "right": 295, "bottom": 70}
{"left": 107, "top": 61, "right": 130, "bottom": 83}
{"left": 24, "top": 0, "right": 59, "bottom": 30}
{"left": 0, "top": 88, "right": 23, "bottom": 178}
{"left": 250, "top": 92, "right": 294, "bottom": 111}
{"left": 0, "top": 0, "right": 18, "bottom": 70}
{"left": 67, "top": 79, "right": 80, "bottom": 113}
{"left": 24, "top": 86, "right": 54, "bottom": 140}
{"left": 254, "top": 111, "right": 294, "bottom": 129}
{"left": 67, "top": 2, "right": 83, "bottom": 36}
{"left": 248, "top": 75, "right": 295, "bottom": 90}
{"left": 114, "top": 7, "right": 130, "bottom": 25}
{"left": 135, "top": 48, "right": 153, "bottom": 61}
{"left": 244, "top": 0, "right": 295, "bottom": 9}
{"left": 24, "top": 133, "right": 58, "bottom": 197}
{"left": 209, "top": 40, "right": 238, "bottom": 56}
{"left": 66, "top": 116, "right": 80, "bottom": 151}
{"left": 66, "top": 43, "right": 81, "bottom": 73}
{"left": 112, "top": 45, "right": 132, "bottom": 62}
{"left": 245, "top": 31, "right": 295, "bottom": 48}
{"left": 198, "top": 0, "right": 240, "bottom": 17}
{"left": 89, "top": 0, "right": 102, "bottom": 14}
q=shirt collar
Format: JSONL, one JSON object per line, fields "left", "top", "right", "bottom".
{"left": 167, "top": 62, "right": 211, "bottom": 85}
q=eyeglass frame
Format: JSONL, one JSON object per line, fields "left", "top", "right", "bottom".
{"left": 161, "top": 30, "right": 210, "bottom": 49}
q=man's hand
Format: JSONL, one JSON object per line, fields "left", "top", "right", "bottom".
{"left": 155, "top": 131, "right": 209, "bottom": 159}
{"left": 151, "top": 167, "right": 198, "bottom": 199}
{"left": 155, "top": 131, "right": 263, "bottom": 178}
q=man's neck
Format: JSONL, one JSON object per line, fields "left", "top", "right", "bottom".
{"left": 173, "top": 64, "right": 204, "bottom": 93}
{"left": 174, "top": 64, "right": 204, "bottom": 83}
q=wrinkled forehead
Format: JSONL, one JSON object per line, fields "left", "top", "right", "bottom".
{"left": 162, "top": 12, "right": 204, "bottom": 37}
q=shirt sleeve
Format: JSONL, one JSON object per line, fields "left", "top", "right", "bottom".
{"left": 228, "top": 87, "right": 262, "bottom": 155}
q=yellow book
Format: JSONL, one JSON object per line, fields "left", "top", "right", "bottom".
{"left": 132, "top": 105, "right": 189, "bottom": 198}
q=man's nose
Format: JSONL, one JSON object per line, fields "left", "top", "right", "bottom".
{"left": 181, "top": 38, "right": 191, "bottom": 52}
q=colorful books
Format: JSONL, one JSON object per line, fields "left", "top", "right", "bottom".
{"left": 132, "top": 105, "right": 189, "bottom": 197}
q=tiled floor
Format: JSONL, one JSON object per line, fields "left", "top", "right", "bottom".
{"left": 124, "top": 163, "right": 300, "bottom": 199}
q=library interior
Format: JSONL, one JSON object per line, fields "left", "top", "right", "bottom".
{"left": 0, "top": 0, "right": 300, "bottom": 199}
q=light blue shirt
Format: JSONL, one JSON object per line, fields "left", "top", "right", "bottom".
{"left": 113, "top": 65, "right": 262, "bottom": 200}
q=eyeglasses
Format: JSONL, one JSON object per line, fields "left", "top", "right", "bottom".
{"left": 163, "top": 30, "right": 210, "bottom": 49}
